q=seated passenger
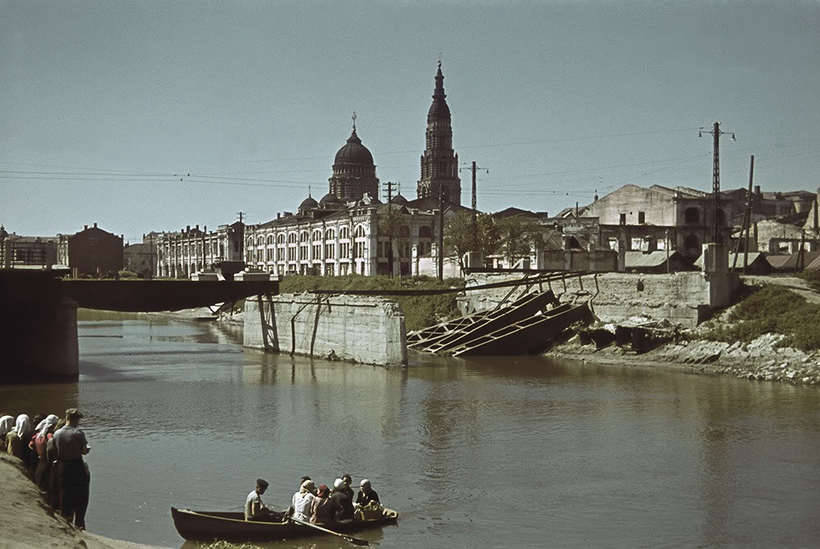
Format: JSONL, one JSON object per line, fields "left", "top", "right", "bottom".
{"left": 290, "top": 479, "right": 316, "bottom": 522}
{"left": 355, "top": 479, "right": 380, "bottom": 507}
{"left": 310, "top": 484, "right": 341, "bottom": 525}
{"left": 331, "top": 478, "right": 354, "bottom": 520}
{"left": 244, "top": 478, "right": 275, "bottom": 521}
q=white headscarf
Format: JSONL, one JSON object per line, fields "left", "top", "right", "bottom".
{"left": 0, "top": 416, "right": 13, "bottom": 438}
{"left": 37, "top": 414, "right": 59, "bottom": 438}
{"left": 15, "top": 414, "right": 32, "bottom": 439}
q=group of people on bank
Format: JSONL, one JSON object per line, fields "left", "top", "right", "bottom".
{"left": 1, "top": 408, "right": 91, "bottom": 530}
{"left": 245, "top": 473, "right": 381, "bottom": 526}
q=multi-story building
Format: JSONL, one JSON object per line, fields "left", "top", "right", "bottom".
{"left": 0, "top": 226, "right": 59, "bottom": 269}
{"left": 154, "top": 222, "right": 245, "bottom": 278}
{"left": 57, "top": 223, "right": 123, "bottom": 277}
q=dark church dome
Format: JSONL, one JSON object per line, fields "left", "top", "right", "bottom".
{"left": 334, "top": 128, "right": 374, "bottom": 166}
{"left": 298, "top": 195, "right": 319, "bottom": 212}
{"left": 319, "top": 192, "right": 344, "bottom": 209}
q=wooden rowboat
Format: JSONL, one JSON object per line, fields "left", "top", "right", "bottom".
{"left": 170, "top": 506, "right": 398, "bottom": 542}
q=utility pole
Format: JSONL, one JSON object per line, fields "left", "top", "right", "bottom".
{"left": 732, "top": 155, "right": 754, "bottom": 273}
{"left": 438, "top": 186, "right": 446, "bottom": 280}
{"left": 382, "top": 181, "right": 399, "bottom": 277}
{"left": 699, "top": 122, "right": 735, "bottom": 243}
{"left": 237, "top": 211, "right": 245, "bottom": 224}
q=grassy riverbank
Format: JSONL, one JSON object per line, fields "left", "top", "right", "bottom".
{"left": 548, "top": 279, "right": 820, "bottom": 386}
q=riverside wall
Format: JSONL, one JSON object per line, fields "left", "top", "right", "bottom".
{"left": 459, "top": 271, "right": 739, "bottom": 328}
{"left": 244, "top": 294, "right": 407, "bottom": 366}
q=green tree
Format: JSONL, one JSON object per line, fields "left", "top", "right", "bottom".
{"left": 494, "top": 215, "right": 546, "bottom": 266}
{"left": 444, "top": 211, "right": 500, "bottom": 270}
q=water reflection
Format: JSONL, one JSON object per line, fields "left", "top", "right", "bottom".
{"left": 1, "top": 317, "right": 818, "bottom": 548}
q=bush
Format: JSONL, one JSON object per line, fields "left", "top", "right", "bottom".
{"left": 704, "top": 285, "right": 820, "bottom": 350}
{"left": 279, "top": 274, "right": 464, "bottom": 331}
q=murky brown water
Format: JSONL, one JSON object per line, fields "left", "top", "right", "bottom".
{"left": 2, "top": 314, "right": 819, "bottom": 548}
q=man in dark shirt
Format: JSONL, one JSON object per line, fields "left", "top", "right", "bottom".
{"left": 53, "top": 408, "right": 90, "bottom": 529}
{"left": 331, "top": 478, "right": 354, "bottom": 520}
{"left": 355, "top": 479, "right": 380, "bottom": 507}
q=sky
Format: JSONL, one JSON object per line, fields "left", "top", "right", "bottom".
{"left": 2, "top": 0, "right": 819, "bottom": 243}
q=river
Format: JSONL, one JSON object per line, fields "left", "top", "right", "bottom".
{"left": 2, "top": 314, "right": 819, "bottom": 548}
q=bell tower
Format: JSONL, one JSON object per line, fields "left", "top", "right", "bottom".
{"left": 417, "top": 62, "right": 460, "bottom": 204}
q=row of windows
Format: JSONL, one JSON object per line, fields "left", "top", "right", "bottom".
{"left": 246, "top": 225, "right": 433, "bottom": 249}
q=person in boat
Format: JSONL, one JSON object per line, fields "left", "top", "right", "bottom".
{"left": 310, "top": 484, "right": 342, "bottom": 525}
{"left": 355, "top": 479, "right": 380, "bottom": 507}
{"left": 244, "top": 478, "right": 276, "bottom": 521}
{"left": 54, "top": 408, "right": 91, "bottom": 530}
{"left": 340, "top": 473, "right": 354, "bottom": 500}
{"left": 331, "top": 478, "right": 354, "bottom": 520}
{"left": 290, "top": 479, "right": 316, "bottom": 522}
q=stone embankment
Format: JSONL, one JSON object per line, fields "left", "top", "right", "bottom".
{"left": 549, "top": 332, "right": 820, "bottom": 386}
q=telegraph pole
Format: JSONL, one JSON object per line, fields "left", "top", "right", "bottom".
{"left": 699, "top": 122, "right": 735, "bottom": 243}
{"left": 382, "top": 181, "right": 399, "bottom": 277}
{"left": 438, "top": 186, "right": 446, "bottom": 280}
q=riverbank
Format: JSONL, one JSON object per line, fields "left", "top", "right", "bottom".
{"left": 547, "top": 331, "right": 820, "bottom": 386}
{"left": 0, "top": 455, "right": 168, "bottom": 549}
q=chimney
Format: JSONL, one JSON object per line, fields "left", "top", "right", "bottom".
{"left": 277, "top": 213, "right": 280, "bottom": 219}
{"left": 84, "top": 225, "right": 88, "bottom": 230}
{"left": 754, "top": 185, "right": 761, "bottom": 196}
{"left": 93, "top": 222, "right": 97, "bottom": 228}
{"left": 195, "top": 224, "right": 199, "bottom": 231}
{"left": 186, "top": 225, "right": 190, "bottom": 233}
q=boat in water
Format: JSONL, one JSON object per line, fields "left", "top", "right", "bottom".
{"left": 170, "top": 506, "right": 398, "bottom": 542}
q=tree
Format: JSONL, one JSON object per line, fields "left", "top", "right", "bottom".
{"left": 494, "top": 215, "right": 546, "bottom": 267}
{"left": 444, "top": 211, "right": 500, "bottom": 270}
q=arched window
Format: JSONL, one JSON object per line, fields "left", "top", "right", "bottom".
{"left": 312, "top": 229, "right": 322, "bottom": 241}
{"left": 246, "top": 238, "right": 253, "bottom": 249}
{"left": 340, "top": 227, "right": 349, "bottom": 239}
{"left": 325, "top": 228, "right": 335, "bottom": 240}
{"left": 256, "top": 236, "right": 264, "bottom": 246}
{"left": 288, "top": 232, "right": 297, "bottom": 244}
{"left": 684, "top": 207, "right": 700, "bottom": 224}
{"left": 354, "top": 225, "right": 366, "bottom": 238}
{"left": 277, "top": 234, "right": 285, "bottom": 244}
{"left": 300, "top": 231, "right": 309, "bottom": 242}
{"left": 266, "top": 235, "right": 273, "bottom": 245}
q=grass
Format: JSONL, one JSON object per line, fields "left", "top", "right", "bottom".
{"left": 279, "top": 274, "right": 465, "bottom": 331}
{"left": 797, "top": 269, "right": 820, "bottom": 292}
{"left": 704, "top": 284, "right": 820, "bottom": 351}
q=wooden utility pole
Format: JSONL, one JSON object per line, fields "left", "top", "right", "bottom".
{"left": 438, "top": 186, "right": 445, "bottom": 280}
{"left": 382, "top": 181, "right": 399, "bottom": 277}
{"left": 732, "top": 155, "right": 754, "bottom": 273}
{"left": 700, "top": 122, "right": 735, "bottom": 243}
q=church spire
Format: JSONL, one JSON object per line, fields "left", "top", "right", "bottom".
{"left": 417, "top": 63, "right": 460, "bottom": 204}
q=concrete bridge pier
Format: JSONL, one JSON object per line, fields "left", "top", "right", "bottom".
{"left": 1, "top": 272, "right": 79, "bottom": 383}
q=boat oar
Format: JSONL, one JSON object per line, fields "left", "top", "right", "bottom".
{"left": 289, "top": 517, "right": 369, "bottom": 546}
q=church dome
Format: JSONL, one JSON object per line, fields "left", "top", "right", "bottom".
{"left": 319, "top": 192, "right": 344, "bottom": 209}
{"left": 298, "top": 195, "right": 319, "bottom": 212}
{"left": 334, "top": 128, "right": 374, "bottom": 166}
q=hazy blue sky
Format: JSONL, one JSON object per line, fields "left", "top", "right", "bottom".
{"left": 2, "top": 1, "right": 819, "bottom": 242}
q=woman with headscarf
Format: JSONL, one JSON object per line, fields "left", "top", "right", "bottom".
{"left": 7, "top": 414, "right": 32, "bottom": 461}
{"left": 32, "top": 414, "right": 59, "bottom": 490}
{"left": 0, "top": 416, "right": 13, "bottom": 444}
{"left": 290, "top": 479, "right": 316, "bottom": 522}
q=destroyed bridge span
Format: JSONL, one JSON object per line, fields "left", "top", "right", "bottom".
{"left": 1, "top": 270, "right": 278, "bottom": 383}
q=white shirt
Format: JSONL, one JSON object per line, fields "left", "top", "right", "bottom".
{"left": 291, "top": 491, "right": 315, "bottom": 522}
{"left": 245, "top": 489, "right": 264, "bottom": 520}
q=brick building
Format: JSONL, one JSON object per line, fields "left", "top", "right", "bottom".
{"left": 58, "top": 223, "right": 123, "bottom": 277}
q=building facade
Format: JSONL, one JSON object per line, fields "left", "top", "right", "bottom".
{"left": 0, "top": 226, "right": 58, "bottom": 269}
{"left": 57, "top": 223, "right": 123, "bottom": 277}
{"left": 154, "top": 222, "right": 245, "bottom": 278}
